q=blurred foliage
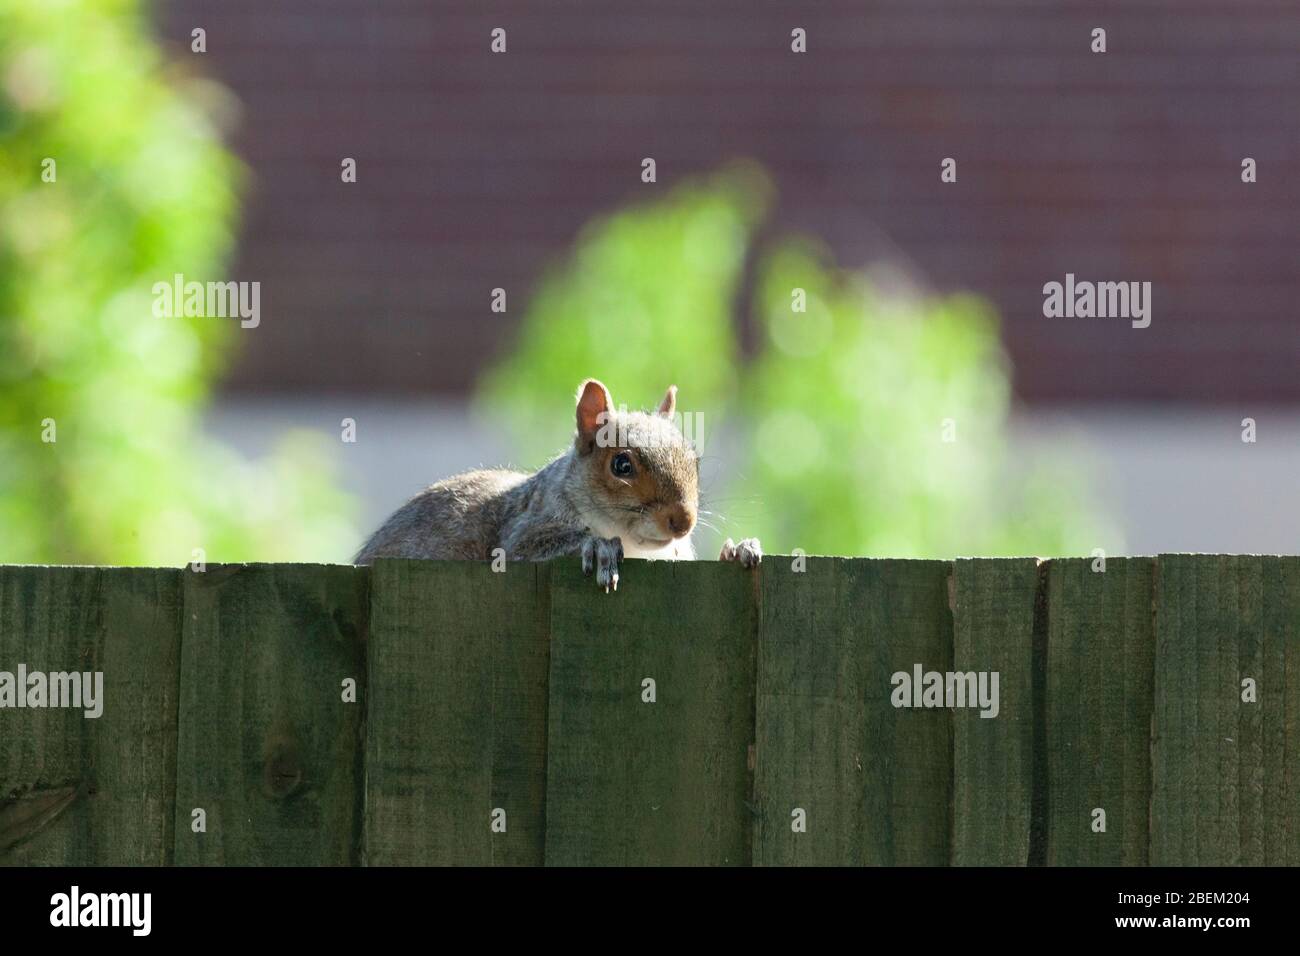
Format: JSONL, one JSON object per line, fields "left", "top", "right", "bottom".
{"left": 0, "top": 0, "right": 356, "bottom": 564}
{"left": 747, "top": 241, "right": 1110, "bottom": 557}
{"left": 480, "top": 162, "right": 771, "bottom": 461}
{"left": 480, "top": 165, "right": 1116, "bottom": 558}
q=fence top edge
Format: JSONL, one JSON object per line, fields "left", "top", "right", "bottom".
{"left": 2, "top": 554, "right": 1298, "bottom": 572}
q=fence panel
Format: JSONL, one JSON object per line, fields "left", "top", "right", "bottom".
{"left": 173, "top": 563, "right": 368, "bottom": 865}
{"left": 0, "top": 566, "right": 181, "bottom": 865}
{"left": 952, "top": 557, "right": 1039, "bottom": 865}
{"left": 1151, "top": 555, "right": 1300, "bottom": 865}
{"left": 1, "top": 555, "right": 1296, "bottom": 865}
{"left": 753, "top": 559, "right": 952, "bottom": 865}
{"left": 543, "top": 559, "right": 757, "bottom": 866}
{"left": 1046, "top": 557, "right": 1154, "bottom": 865}
{"left": 364, "top": 560, "right": 550, "bottom": 866}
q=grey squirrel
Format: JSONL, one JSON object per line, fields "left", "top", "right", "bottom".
{"left": 354, "top": 378, "right": 762, "bottom": 590}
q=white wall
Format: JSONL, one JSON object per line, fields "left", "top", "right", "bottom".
{"left": 203, "top": 398, "right": 1300, "bottom": 558}
{"left": 1011, "top": 407, "right": 1300, "bottom": 555}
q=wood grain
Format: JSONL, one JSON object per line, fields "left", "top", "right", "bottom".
{"left": 753, "top": 558, "right": 952, "bottom": 865}
{"left": 1151, "top": 555, "right": 1300, "bottom": 865}
{"left": 544, "top": 558, "right": 757, "bottom": 865}
{"left": 952, "top": 558, "right": 1039, "bottom": 865}
{"left": 1045, "top": 557, "right": 1154, "bottom": 865}
{"left": 173, "top": 563, "right": 367, "bottom": 865}
{"left": 364, "top": 559, "right": 550, "bottom": 865}
{"left": 0, "top": 566, "right": 181, "bottom": 865}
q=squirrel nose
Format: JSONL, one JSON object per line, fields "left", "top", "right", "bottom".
{"left": 664, "top": 504, "right": 695, "bottom": 538}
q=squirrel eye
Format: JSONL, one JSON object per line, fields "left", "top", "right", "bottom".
{"left": 611, "top": 452, "right": 634, "bottom": 478}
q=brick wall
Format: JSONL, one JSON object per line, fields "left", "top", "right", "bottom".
{"left": 160, "top": 0, "right": 1300, "bottom": 403}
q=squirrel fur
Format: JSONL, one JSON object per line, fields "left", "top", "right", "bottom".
{"left": 354, "top": 378, "right": 761, "bottom": 589}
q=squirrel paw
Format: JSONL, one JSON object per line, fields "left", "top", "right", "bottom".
{"left": 719, "top": 537, "right": 763, "bottom": 569}
{"left": 581, "top": 535, "right": 624, "bottom": 592}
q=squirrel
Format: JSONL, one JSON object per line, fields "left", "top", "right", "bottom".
{"left": 354, "top": 378, "right": 761, "bottom": 590}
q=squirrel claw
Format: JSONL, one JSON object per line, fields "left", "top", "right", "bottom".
{"left": 720, "top": 537, "right": 763, "bottom": 569}
{"left": 582, "top": 535, "right": 623, "bottom": 593}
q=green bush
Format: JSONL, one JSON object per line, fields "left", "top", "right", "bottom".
{"left": 479, "top": 162, "right": 771, "bottom": 462}
{"left": 0, "top": 0, "right": 355, "bottom": 564}
{"left": 480, "top": 164, "right": 1115, "bottom": 558}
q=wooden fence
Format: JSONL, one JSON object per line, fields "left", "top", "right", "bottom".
{"left": 1, "top": 556, "right": 1297, "bottom": 866}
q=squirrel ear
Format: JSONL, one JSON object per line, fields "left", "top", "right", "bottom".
{"left": 576, "top": 378, "right": 612, "bottom": 441}
{"left": 657, "top": 385, "right": 677, "bottom": 418}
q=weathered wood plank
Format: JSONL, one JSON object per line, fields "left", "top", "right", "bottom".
{"left": 174, "top": 564, "right": 367, "bottom": 865}
{"left": 952, "top": 557, "right": 1039, "bottom": 866}
{"left": 0, "top": 566, "right": 181, "bottom": 865}
{"left": 2, "top": 554, "right": 1296, "bottom": 867}
{"left": 1151, "top": 555, "right": 1300, "bottom": 865}
{"left": 364, "top": 559, "right": 550, "bottom": 866}
{"left": 753, "top": 558, "right": 952, "bottom": 866}
{"left": 544, "top": 559, "right": 756, "bottom": 866}
{"left": 1045, "top": 556, "right": 1154, "bottom": 865}
{"left": 1260, "top": 557, "right": 1300, "bottom": 865}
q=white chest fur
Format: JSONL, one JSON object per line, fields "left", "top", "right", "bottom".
{"left": 579, "top": 509, "right": 695, "bottom": 561}
{"left": 621, "top": 537, "right": 694, "bottom": 561}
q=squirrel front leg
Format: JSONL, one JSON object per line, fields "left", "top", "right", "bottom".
{"left": 502, "top": 523, "right": 623, "bottom": 593}
{"left": 580, "top": 535, "right": 623, "bottom": 592}
{"left": 719, "top": 537, "right": 762, "bottom": 569}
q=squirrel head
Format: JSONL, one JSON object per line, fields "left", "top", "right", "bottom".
{"left": 570, "top": 378, "right": 699, "bottom": 550}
